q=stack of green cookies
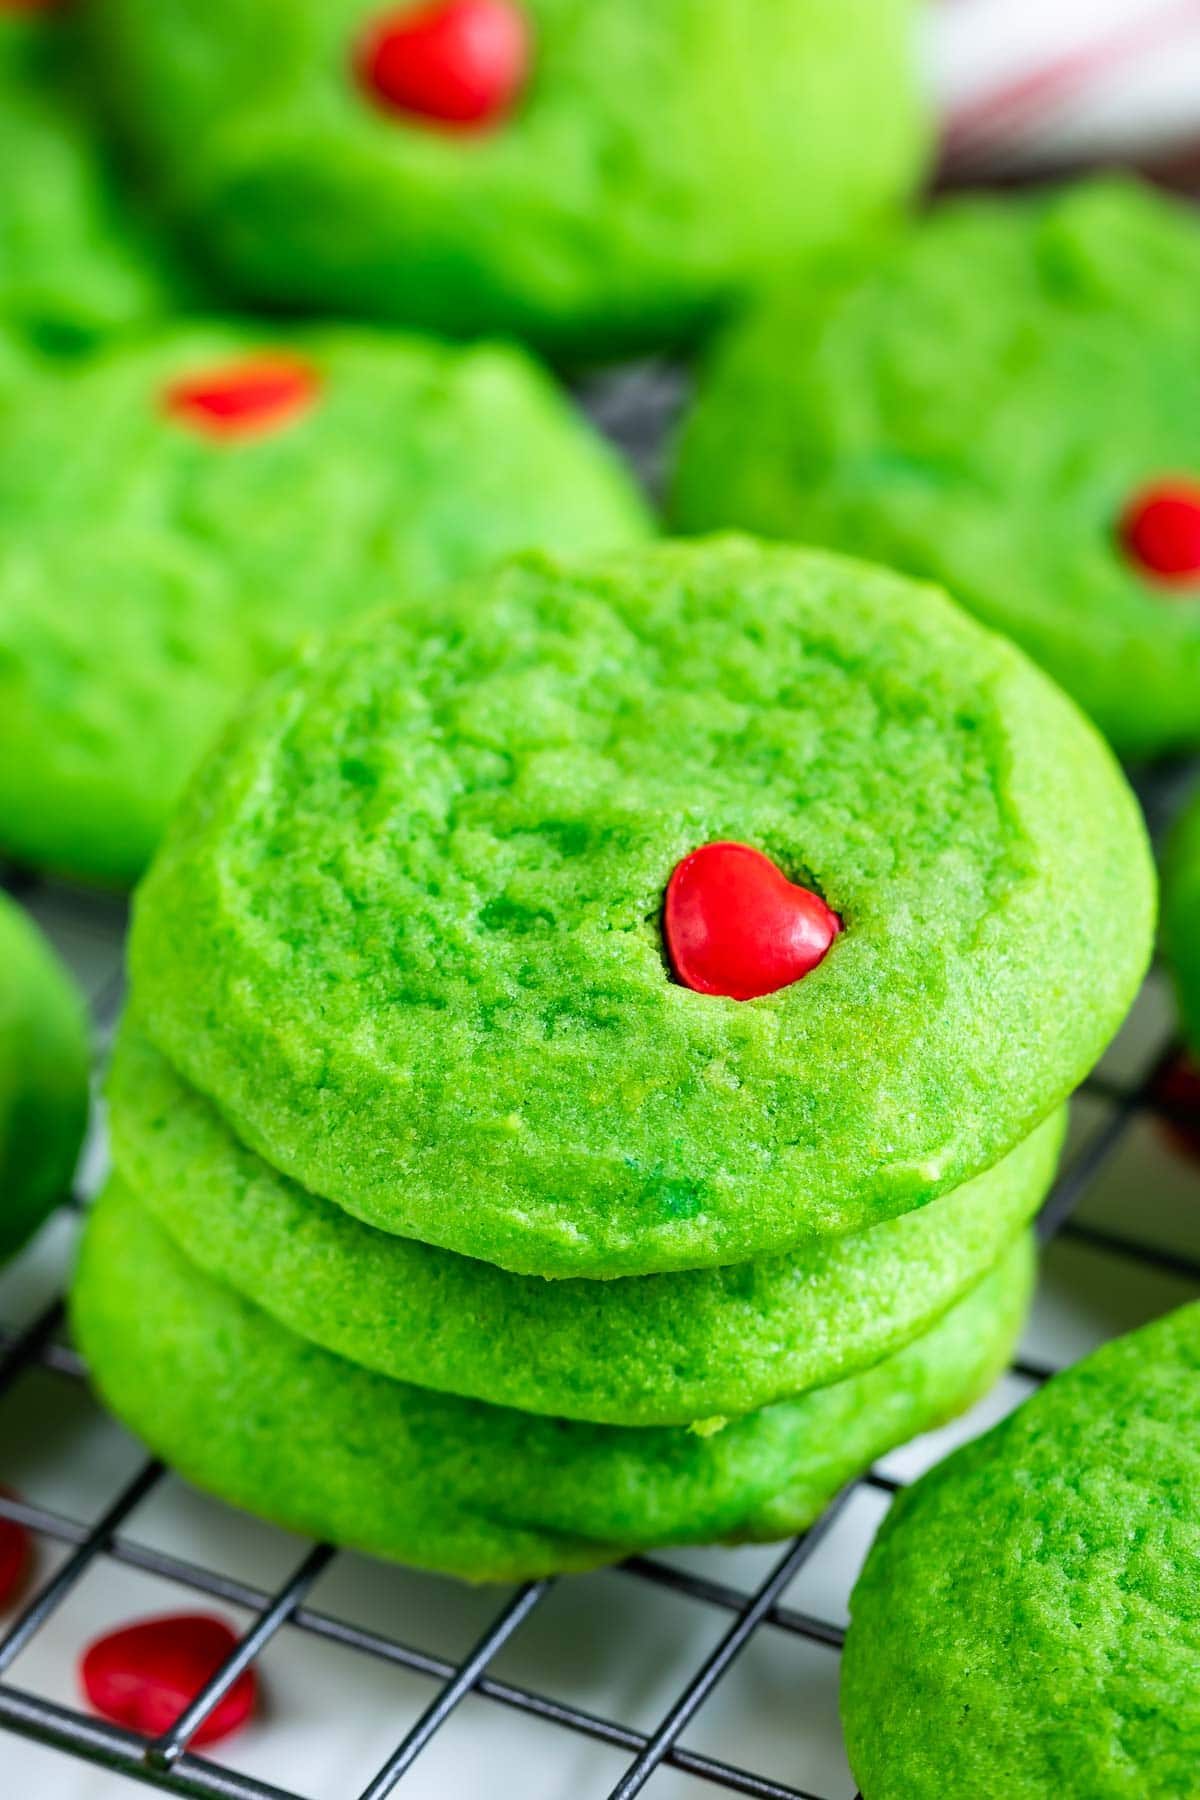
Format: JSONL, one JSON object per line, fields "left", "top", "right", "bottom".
{"left": 73, "top": 538, "right": 1155, "bottom": 1580}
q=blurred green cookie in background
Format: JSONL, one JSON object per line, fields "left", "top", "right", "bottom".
{"left": 842, "top": 1301, "right": 1200, "bottom": 1797}
{"left": 0, "top": 326, "right": 34, "bottom": 395}
{"left": 0, "top": 894, "right": 89, "bottom": 1264}
{"left": 1, "top": 5, "right": 173, "bottom": 350}
{"left": 674, "top": 179, "right": 1200, "bottom": 758}
{"left": 110, "top": 1017, "right": 1064, "bottom": 1427}
{"left": 81, "top": 0, "right": 929, "bottom": 361}
{"left": 0, "top": 322, "right": 651, "bottom": 885}
{"left": 130, "top": 538, "right": 1152, "bottom": 1279}
{"left": 72, "top": 1180, "right": 1035, "bottom": 1582}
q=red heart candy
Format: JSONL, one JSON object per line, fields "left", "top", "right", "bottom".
{"left": 665, "top": 842, "right": 841, "bottom": 1002}
{"left": 1121, "top": 479, "right": 1200, "bottom": 585}
{"left": 80, "top": 1613, "right": 258, "bottom": 1746}
{"left": 0, "top": 1503, "right": 31, "bottom": 1609}
{"left": 164, "top": 356, "right": 319, "bottom": 441}
{"left": 356, "top": 0, "right": 530, "bottom": 130}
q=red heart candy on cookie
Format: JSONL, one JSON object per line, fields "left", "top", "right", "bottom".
{"left": 164, "top": 357, "right": 319, "bottom": 441}
{"left": 1122, "top": 479, "right": 1200, "bottom": 586}
{"left": 356, "top": 0, "right": 530, "bottom": 130}
{"left": 665, "top": 841, "right": 841, "bottom": 1002}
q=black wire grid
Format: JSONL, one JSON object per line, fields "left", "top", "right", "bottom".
{"left": 0, "top": 381, "right": 1198, "bottom": 1799}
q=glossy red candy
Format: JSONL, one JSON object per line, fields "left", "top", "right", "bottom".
{"left": 164, "top": 357, "right": 319, "bottom": 441}
{"left": 1121, "top": 480, "right": 1200, "bottom": 585}
{"left": 80, "top": 1614, "right": 257, "bottom": 1746}
{"left": 665, "top": 842, "right": 841, "bottom": 1002}
{"left": 356, "top": 0, "right": 530, "bottom": 130}
{"left": 0, "top": 1505, "right": 31, "bottom": 1609}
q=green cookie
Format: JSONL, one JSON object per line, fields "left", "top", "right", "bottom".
{"left": 674, "top": 179, "right": 1200, "bottom": 757}
{"left": 82, "top": 0, "right": 928, "bottom": 361}
{"left": 1163, "top": 786, "right": 1200, "bottom": 1053}
{"left": 842, "top": 1302, "right": 1200, "bottom": 1798}
{"left": 72, "top": 1180, "right": 1035, "bottom": 1582}
{"left": 0, "top": 329, "right": 34, "bottom": 399}
{"left": 131, "top": 538, "right": 1152, "bottom": 1278}
{"left": 0, "top": 895, "right": 90, "bottom": 1262}
{"left": 0, "top": 323, "right": 650, "bottom": 885}
{"left": 111, "top": 1019, "right": 1064, "bottom": 1426}
{"left": 1, "top": 10, "right": 171, "bottom": 349}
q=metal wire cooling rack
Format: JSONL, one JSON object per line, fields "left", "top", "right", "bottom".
{"left": 1, "top": 375, "right": 1199, "bottom": 1800}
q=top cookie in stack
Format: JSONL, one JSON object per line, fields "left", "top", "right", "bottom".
{"left": 127, "top": 536, "right": 1151, "bottom": 1279}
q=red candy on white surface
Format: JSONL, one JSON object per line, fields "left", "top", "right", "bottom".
{"left": 1121, "top": 480, "right": 1200, "bottom": 585}
{"left": 356, "top": 0, "right": 530, "bottom": 130}
{"left": 163, "top": 357, "right": 319, "bottom": 441}
{"left": 80, "top": 1613, "right": 258, "bottom": 1746}
{"left": 665, "top": 842, "right": 841, "bottom": 1002}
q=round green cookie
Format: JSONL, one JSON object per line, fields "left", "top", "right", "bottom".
{"left": 1, "top": 9, "right": 172, "bottom": 349}
{"left": 110, "top": 1018, "right": 1064, "bottom": 1426}
{"left": 72, "top": 1180, "right": 1034, "bottom": 1581}
{"left": 82, "top": 0, "right": 928, "bottom": 361}
{"left": 1163, "top": 786, "right": 1200, "bottom": 1053}
{"left": 0, "top": 895, "right": 90, "bottom": 1262}
{"left": 0, "top": 322, "right": 650, "bottom": 884}
{"left": 130, "top": 537, "right": 1152, "bottom": 1278}
{"left": 674, "top": 179, "right": 1200, "bottom": 757}
{"left": 842, "top": 1302, "right": 1200, "bottom": 1798}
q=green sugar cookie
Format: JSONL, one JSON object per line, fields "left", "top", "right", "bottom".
{"left": 0, "top": 322, "right": 651, "bottom": 884}
{"left": 110, "top": 1019, "right": 1064, "bottom": 1426}
{"left": 0, "top": 329, "right": 33, "bottom": 402}
{"left": 842, "top": 1302, "right": 1200, "bottom": 1798}
{"left": 131, "top": 538, "right": 1152, "bottom": 1278}
{"left": 82, "top": 0, "right": 928, "bottom": 361}
{"left": 1163, "top": 786, "right": 1200, "bottom": 1053}
{"left": 1, "top": 9, "right": 171, "bottom": 349}
{"left": 674, "top": 179, "right": 1200, "bottom": 757}
{"left": 72, "top": 1180, "right": 1034, "bottom": 1582}
{"left": 0, "top": 895, "right": 89, "bottom": 1262}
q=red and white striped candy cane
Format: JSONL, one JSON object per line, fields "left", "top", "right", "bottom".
{"left": 929, "top": 0, "right": 1200, "bottom": 180}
